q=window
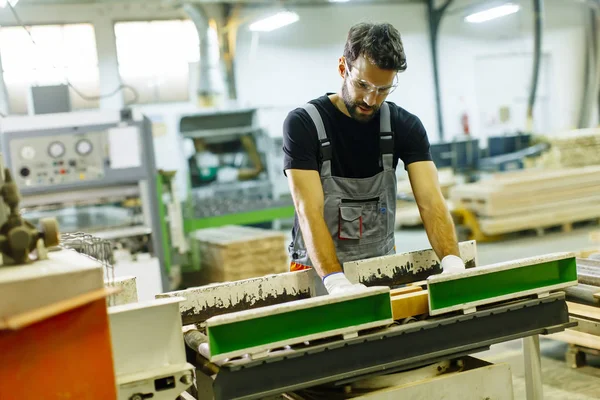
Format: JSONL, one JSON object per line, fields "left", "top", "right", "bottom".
{"left": 114, "top": 20, "right": 200, "bottom": 104}
{"left": 0, "top": 23, "right": 100, "bottom": 115}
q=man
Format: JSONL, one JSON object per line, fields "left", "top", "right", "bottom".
{"left": 283, "top": 22, "right": 464, "bottom": 295}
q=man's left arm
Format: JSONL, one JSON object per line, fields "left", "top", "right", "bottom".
{"left": 407, "top": 161, "right": 464, "bottom": 273}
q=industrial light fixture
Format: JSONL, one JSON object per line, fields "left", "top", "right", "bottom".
{"left": 249, "top": 11, "right": 300, "bottom": 32}
{"left": 464, "top": 3, "right": 520, "bottom": 23}
{"left": 0, "top": 0, "right": 19, "bottom": 7}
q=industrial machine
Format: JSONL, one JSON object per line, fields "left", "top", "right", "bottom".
{"left": 0, "top": 109, "right": 170, "bottom": 295}
{"left": 159, "top": 242, "right": 577, "bottom": 400}
{"left": 179, "top": 108, "right": 294, "bottom": 234}
{"left": 0, "top": 156, "right": 59, "bottom": 266}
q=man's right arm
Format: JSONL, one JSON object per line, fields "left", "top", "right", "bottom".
{"left": 285, "top": 169, "right": 343, "bottom": 278}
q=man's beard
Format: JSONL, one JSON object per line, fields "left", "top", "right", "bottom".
{"left": 341, "top": 81, "right": 380, "bottom": 123}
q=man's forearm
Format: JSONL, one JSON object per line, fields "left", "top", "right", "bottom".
{"left": 297, "top": 207, "right": 342, "bottom": 278}
{"left": 418, "top": 201, "right": 460, "bottom": 261}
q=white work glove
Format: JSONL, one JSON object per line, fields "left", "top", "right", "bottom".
{"left": 441, "top": 255, "right": 466, "bottom": 274}
{"left": 323, "top": 272, "right": 367, "bottom": 295}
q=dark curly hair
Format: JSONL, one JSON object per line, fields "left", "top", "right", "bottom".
{"left": 343, "top": 22, "right": 407, "bottom": 72}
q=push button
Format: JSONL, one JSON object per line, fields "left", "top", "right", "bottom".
{"left": 20, "top": 167, "right": 30, "bottom": 177}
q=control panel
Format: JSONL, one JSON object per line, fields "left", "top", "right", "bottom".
{"left": 9, "top": 132, "right": 106, "bottom": 188}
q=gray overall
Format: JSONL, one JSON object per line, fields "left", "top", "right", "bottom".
{"left": 289, "top": 102, "right": 397, "bottom": 294}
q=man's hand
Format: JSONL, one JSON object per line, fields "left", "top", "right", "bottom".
{"left": 323, "top": 272, "right": 367, "bottom": 295}
{"left": 441, "top": 255, "right": 465, "bottom": 274}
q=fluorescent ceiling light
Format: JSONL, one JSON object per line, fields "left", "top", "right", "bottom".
{"left": 0, "top": 0, "right": 19, "bottom": 7}
{"left": 249, "top": 11, "right": 299, "bottom": 32}
{"left": 465, "top": 3, "right": 520, "bottom": 23}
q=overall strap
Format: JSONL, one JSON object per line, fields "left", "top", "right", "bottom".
{"left": 302, "top": 103, "right": 332, "bottom": 178}
{"left": 379, "top": 102, "right": 394, "bottom": 171}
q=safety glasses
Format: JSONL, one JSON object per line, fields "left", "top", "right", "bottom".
{"left": 344, "top": 59, "right": 398, "bottom": 96}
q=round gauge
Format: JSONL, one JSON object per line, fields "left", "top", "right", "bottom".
{"left": 48, "top": 142, "right": 65, "bottom": 158}
{"left": 75, "top": 139, "right": 93, "bottom": 156}
{"left": 20, "top": 146, "right": 36, "bottom": 160}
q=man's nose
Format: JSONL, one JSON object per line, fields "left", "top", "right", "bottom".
{"left": 363, "top": 91, "right": 377, "bottom": 106}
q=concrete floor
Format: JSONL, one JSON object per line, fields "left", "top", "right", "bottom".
{"left": 393, "top": 224, "right": 600, "bottom": 399}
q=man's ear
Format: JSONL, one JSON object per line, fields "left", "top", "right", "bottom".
{"left": 338, "top": 57, "right": 346, "bottom": 79}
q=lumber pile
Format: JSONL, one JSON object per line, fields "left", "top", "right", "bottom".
{"left": 395, "top": 169, "right": 456, "bottom": 228}
{"left": 450, "top": 166, "right": 600, "bottom": 236}
{"left": 190, "top": 225, "right": 289, "bottom": 284}
{"left": 548, "top": 301, "right": 600, "bottom": 367}
{"left": 531, "top": 129, "right": 600, "bottom": 168}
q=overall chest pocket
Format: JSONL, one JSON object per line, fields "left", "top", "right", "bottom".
{"left": 338, "top": 197, "right": 386, "bottom": 242}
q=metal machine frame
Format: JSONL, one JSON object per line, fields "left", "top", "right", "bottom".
{"left": 178, "top": 108, "right": 294, "bottom": 233}
{"left": 208, "top": 293, "right": 571, "bottom": 400}
{"left": 0, "top": 109, "right": 170, "bottom": 290}
{"left": 161, "top": 242, "right": 572, "bottom": 400}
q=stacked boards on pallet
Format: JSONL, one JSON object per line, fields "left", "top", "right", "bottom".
{"left": 548, "top": 257, "right": 600, "bottom": 368}
{"left": 189, "top": 225, "right": 289, "bottom": 284}
{"left": 450, "top": 166, "right": 600, "bottom": 236}
{"left": 395, "top": 169, "right": 456, "bottom": 228}
{"left": 530, "top": 128, "right": 600, "bottom": 168}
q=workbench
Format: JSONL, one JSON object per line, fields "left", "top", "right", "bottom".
{"left": 205, "top": 293, "right": 571, "bottom": 400}
{"left": 158, "top": 242, "right": 575, "bottom": 400}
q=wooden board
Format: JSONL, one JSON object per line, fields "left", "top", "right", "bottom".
{"left": 478, "top": 204, "right": 600, "bottom": 236}
{"left": 549, "top": 330, "right": 600, "bottom": 351}
{"left": 395, "top": 202, "right": 423, "bottom": 227}
{"left": 566, "top": 302, "right": 600, "bottom": 322}
{"left": 390, "top": 286, "right": 423, "bottom": 297}
{"left": 391, "top": 289, "right": 429, "bottom": 320}
{"left": 157, "top": 270, "right": 316, "bottom": 325}
{"left": 343, "top": 240, "right": 478, "bottom": 287}
{"left": 450, "top": 166, "right": 600, "bottom": 219}
{"left": 159, "top": 243, "right": 475, "bottom": 326}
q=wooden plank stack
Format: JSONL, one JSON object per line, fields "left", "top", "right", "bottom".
{"left": 549, "top": 255, "right": 600, "bottom": 368}
{"left": 190, "top": 225, "right": 289, "bottom": 284}
{"left": 395, "top": 169, "right": 455, "bottom": 228}
{"left": 530, "top": 129, "right": 600, "bottom": 168}
{"left": 450, "top": 166, "right": 600, "bottom": 236}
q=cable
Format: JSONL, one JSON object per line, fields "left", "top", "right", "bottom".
{"left": 6, "top": 1, "right": 139, "bottom": 105}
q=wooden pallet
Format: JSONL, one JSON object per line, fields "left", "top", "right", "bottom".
{"left": 189, "top": 225, "right": 289, "bottom": 284}
{"left": 548, "top": 301, "right": 600, "bottom": 368}
{"left": 454, "top": 208, "right": 600, "bottom": 242}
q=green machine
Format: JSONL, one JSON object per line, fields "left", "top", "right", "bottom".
{"left": 157, "top": 108, "right": 294, "bottom": 277}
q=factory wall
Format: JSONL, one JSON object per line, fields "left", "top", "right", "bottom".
{"left": 0, "top": 3, "right": 193, "bottom": 193}
{"left": 0, "top": 0, "right": 594, "bottom": 197}
{"left": 234, "top": 0, "right": 592, "bottom": 144}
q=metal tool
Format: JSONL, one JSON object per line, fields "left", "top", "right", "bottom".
{"left": 0, "top": 165, "right": 59, "bottom": 266}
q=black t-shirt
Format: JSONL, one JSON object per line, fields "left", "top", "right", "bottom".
{"left": 283, "top": 94, "right": 432, "bottom": 177}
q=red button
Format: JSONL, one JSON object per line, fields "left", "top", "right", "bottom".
{"left": 60, "top": 169, "right": 66, "bottom": 174}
